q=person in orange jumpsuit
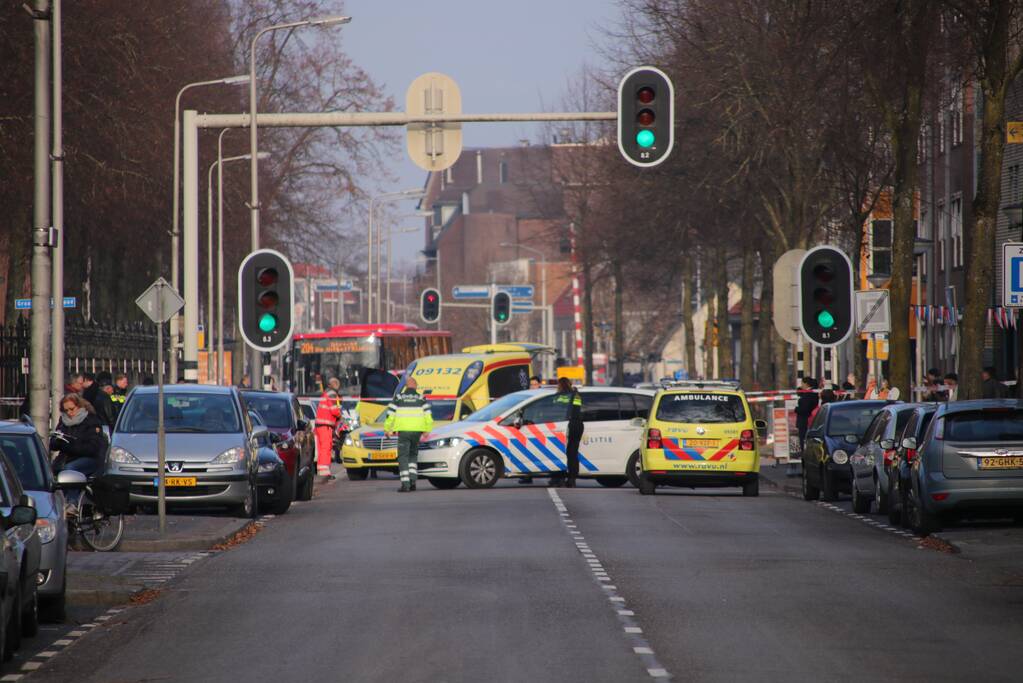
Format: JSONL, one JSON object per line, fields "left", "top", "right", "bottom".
{"left": 315, "top": 385, "right": 342, "bottom": 478}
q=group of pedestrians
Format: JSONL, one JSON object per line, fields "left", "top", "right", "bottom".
{"left": 63, "top": 371, "right": 130, "bottom": 431}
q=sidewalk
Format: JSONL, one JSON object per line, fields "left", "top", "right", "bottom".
{"left": 117, "top": 512, "right": 252, "bottom": 552}
{"left": 759, "top": 457, "right": 801, "bottom": 495}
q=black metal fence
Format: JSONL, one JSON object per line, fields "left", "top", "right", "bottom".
{"left": 0, "top": 317, "right": 159, "bottom": 399}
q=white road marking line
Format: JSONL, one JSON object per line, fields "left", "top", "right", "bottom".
{"left": 618, "top": 610, "right": 635, "bottom": 616}
{"left": 634, "top": 647, "right": 654, "bottom": 655}
{"left": 19, "top": 663, "right": 41, "bottom": 671}
{"left": 36, "top": 651, "right": 58, "bottom": 658}
{"left": 53, "top": 639, "right": 72, "bottom": 646}
{"left": 67, "top": 630, "right": 86, "bottom": 637}
{"left": 1, "top": 674, "right": 23, "bottom": 681}
{"left": 648, "top": 668, "right": 670, "bottom": 678}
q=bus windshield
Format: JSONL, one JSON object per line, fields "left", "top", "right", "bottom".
{"left": 293, "top": 337, "right": 380, "bottom": 396}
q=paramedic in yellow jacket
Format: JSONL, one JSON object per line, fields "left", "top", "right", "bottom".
{"left": 384, "top": 377, "right": 434, "bottom": 493}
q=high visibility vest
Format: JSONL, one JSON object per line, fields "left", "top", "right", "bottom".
{"left": 383, "top": 389, "right": 433, "bottom": 433}
{"left": 315, "top": 392, "right": 341, "bottom": 428}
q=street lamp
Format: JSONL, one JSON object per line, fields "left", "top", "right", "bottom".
{"left": 207, "top": 144, "right": 269, "bottom": 383}
{"left": 247, "top": 15, "right": 348, "bottom": 378}
{"left": 500, "top": 242, "right": 551, "bottom": 377}
{"left": 170, "top": 74, "right": 249, "bottom": 381}
{"left": 367, "top": 189, "right": 425, "bottom": 323}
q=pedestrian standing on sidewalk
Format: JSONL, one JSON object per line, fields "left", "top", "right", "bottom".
{"left": 93, "top": 378, "right": 118, "bottom": 433}
{"left": 385, "top": 377, "right": 433, "bottom": 493}
{"left": 81, "top": 372, "right": 99, "bottom": 406}
{"left": 315, "top": 380, "right": 342, "bottom": 480}
{"left": 111, "top": 373, "right": 129, "bottom": 419}
{"left": 553, "top": 377, "right": 584, "bottom": 488}
{"left": 795, "top": 377, "right": 818, "bottom": 451}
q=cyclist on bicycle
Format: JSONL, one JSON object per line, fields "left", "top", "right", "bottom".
{"left": 51, "top": 393, "right": 107, "bottom": 509}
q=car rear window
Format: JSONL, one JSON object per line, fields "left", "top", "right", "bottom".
{"left": 827, "top": 406, "right": 883, "bottom": 437}
{"left": 944, "top": 410, "right": 1023, "bottom": 442}
{"left": 655, "top": 393, "right": 746, "bottom": 423}
{"left": 243, "top": 396, "right": 293, "bottom": 429}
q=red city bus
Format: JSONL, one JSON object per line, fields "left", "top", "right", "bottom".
{"left": 288, "top": 324, "right": 452, "bottom": 400}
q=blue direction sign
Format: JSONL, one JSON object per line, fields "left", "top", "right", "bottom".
{"left": 315, "top": 281, "right": 353, "bottom": 292}
{"left": 1003, "top": 243, "right": 1023, "bottom": 307}
{"left": 14, "top": 297, "right": 77, "bottom": 310}
{"left": 452, "top": 285, "right": 490, "bottom": 300}
{"left": 502, "top": 285, "right": 534, "bottom": 300}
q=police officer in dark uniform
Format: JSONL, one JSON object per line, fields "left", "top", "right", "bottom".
{"left": 553, "top": 377, "right": 584, "bottom": 487}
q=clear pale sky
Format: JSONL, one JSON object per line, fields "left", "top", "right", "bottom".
{"left": 341, "top": 0, "right": 620, "bottom": 263}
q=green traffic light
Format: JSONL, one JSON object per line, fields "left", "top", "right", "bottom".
{"left": 636, "top": 130, "right": 655, "bottom": 148}
{"left": 258, "top": 313, "right": 277, "bottom": 333}
{"left": 817, "top": 310, "right": 835, "bottom": 328}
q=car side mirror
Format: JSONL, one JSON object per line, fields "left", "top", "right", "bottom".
{"left": 6, "top": 505, "right": 36, "bottom": 528}
{"left": 630, "top": 417, "right": 646, "bottom": 428}
{"left": 269, "top": 431, "right": 282, "bottom": 445}
{"left": 18, "top": 494, "right": 35, "bottom": 510}
{"left": 879, "top": 439, "right": 895, "bottom": 450}
{"left": 251, "top": 424, "right": 269, "bottom": 446}
{"left": 754, "top": 419, "right": 768, "bottom": 438}
{"left": 844, "top": 434, "right": 860, "bottom": 445}
{"left": 56, "top": 470, "right": 88, "bottom": 488}
{"left": 902, "top": 436, "right": 917, "bottom": 450}
{"left": 296, "top": 418, "right": 309, "bottom": 432}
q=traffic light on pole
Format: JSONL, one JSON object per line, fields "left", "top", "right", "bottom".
{"left": 617, "top": 66, "right": 674, "bottom": 168}
{"left": 492, "top": 291, "right": 512, "bottom": 326}
{"left": 238, "top": 249, "right": 294, "bottom": 353}
{"left": 798, "top": 246, "right": 854, "bottom": 347}
{"left": 420, "top": 288, "right": 441, "bottom": 323}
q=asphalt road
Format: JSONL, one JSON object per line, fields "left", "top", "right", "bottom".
{"left": 31, "top": 475, "right": 1023, "bottom": 682}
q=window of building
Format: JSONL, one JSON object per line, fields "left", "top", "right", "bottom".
{"left": 951, "top": 82, "right": 964, "bottom": 147}
{"left": 917, "top": 124, "right": 929, "bottom": 164}
{"left": 950, "top": 196, "right": 963, "bottom": 268}
{"left": 1008, "top": 164, "right": 1021, "bottom": 206}
{"left": 937, "top": 111, "right": 946, "bottom": 155}
{"left": 937, "top": 201, "right": 947, "bottom": 272}
{"left": 499, "top": 160, "right": 509, "bottom": 184}
{"left": 870, "top": 219, "right": 892, "bottom": 276}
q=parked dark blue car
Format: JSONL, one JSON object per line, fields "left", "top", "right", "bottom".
{"left": 801, "top": 400, "right": 889, "bottom": 501}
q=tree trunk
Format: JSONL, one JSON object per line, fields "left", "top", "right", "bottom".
{"left": 612, "top": 259, "right": 625, "bottom": 386}
{"left": 582, "top": 258, "right": 594, "bottom": 385}
{"left": 681, "top": 253, "right": 697, "bottom": 377}
{"left": 717, "top": 250, "right": 733, "bottom": 379}
{"left": 757, "top": 248, "right": 775, "bottom": 389}
{"left": 703, "top": 305, "right": 713, "bottom": 380}
{"left": 740, "top": 246, "right": 755, "bottom": 388}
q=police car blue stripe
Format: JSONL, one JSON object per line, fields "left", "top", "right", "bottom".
{"left": 488, "top": 439, "right": 531, "bottom": 473}
{"left": 510, "top": 439, "right": 551, "bottom": 472}
{"left": 528, "top": 438, "right": 566, "bottom": 471}
{"left": 548, "top": 436, "right": 598, "bottom": 472}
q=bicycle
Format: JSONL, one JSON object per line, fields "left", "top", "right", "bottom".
{"left": 66, "top": 479, "right": 126, "bottom": 552}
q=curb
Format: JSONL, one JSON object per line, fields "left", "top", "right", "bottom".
{"left": 67, "top": 576, "right": 146, "bottom": 607}
{"left": 116, "top": 518, "right": 252, "bottom": 552}
{"left": 759, "top": 466, "right": 801, "bottom": 496}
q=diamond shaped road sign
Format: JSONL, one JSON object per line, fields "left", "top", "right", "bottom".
{"left": 136, "top": 277, "right": 184, "bottom": 324}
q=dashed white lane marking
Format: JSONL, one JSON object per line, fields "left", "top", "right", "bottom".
{"left": 548, "top": 489, "right": 671, "bottom": 680}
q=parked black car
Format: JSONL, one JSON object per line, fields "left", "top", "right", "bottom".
{"left": 801, "top": 400, "right": 889, "bottom": 502}
{"left": 905, "top": 399, "right": 1023, "bottom": 535}
{"left": 850, "top": 403, "right": 918, "bottom": 514}
{"left": 887, "top": 404, "right": 939, "bottom": 526}
{"left": 247, "top": 411, "right": 292, "bottom": 515}
{"left": 0, "top": 449, "right": 41, "bottom": 667}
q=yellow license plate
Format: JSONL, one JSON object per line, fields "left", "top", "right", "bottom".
{"left": 683, "top": 439, "right": 719, "bottom": 447}
{"left": 978, "top": 456, "right": 1023, "bottom": 470}
{"left": 154, "top": 477, "right": 197, "bottom": 487}
{"left": 370, "top": 451, "right": 397, "bottom": 460}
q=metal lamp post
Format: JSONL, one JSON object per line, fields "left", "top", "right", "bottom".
{"left": 367, "top": 189, "right": 424, "bottom": 323}
{"left": 247, "top": 15, "right": 349, "bottom": 378}
{"left": 501, "top": 242, "right": 551, "bottom": 377}
{"left": 170, "top": 74, "right": 249, "bottom": 382}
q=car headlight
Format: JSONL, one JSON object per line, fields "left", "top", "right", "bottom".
{"left": 832, "top": 449, "right": 849, "bottom": 465}
{"left": 428, "top": 437, "right": 463, "bottom": 449}
{"left": 109, "top": 446, "right": 140, "bottom": 464}
{"left": 35, "top": 518, "right": 56, "bottom": 544}
{"left": 210, "top": 447, "right": 245, "bottom": 465}
{"left": 257, "top": 461, "right": 278, "bottom": 473}
{"left": 344, "top": 437, "right": 353, "bottom": 446}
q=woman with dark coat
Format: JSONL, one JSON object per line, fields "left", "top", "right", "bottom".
{"left": 50, "top": 393, "right": 107, "bottom": 479}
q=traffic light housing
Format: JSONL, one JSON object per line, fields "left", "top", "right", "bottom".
{"left": 238, "top": 249, "right": 294, "bottom": 353}
{"left": 492, "top": 291, "right": 512, "bottom": 326}
{"left": 420, "top": 288, "right": 441, "bottom": 323}
{"left": 798, "top": 246, "right": 854, "bottom": 347}
{"left": 617, "top": 66, "right": 674, "bottom": 168}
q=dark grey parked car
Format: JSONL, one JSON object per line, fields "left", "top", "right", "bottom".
{"left": 0, "top": 448, "right": 41, "bottom": 666}
{"left": 850, "top": 403, "right": 917, "bottom": 514}
{"left": 0, "top": 420, "right": 68, "bottom": 622}
{"left": 887, "top": 404, "right": 939, "bottom": 526}
{"left": 905, "top": 399, "right": 1023, "bottom": 535}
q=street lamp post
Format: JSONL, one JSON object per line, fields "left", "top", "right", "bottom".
{"left": 501, "top": 242, "right": 550, "bottom": 377}
{"left": 170, "top": 74, "right": 248, "bottom": 382}
{"left": 247, "top": 15, "right": 349, "bottom": 377}
{"left": 367, "top": 189, "right": 424, "bottom": 323}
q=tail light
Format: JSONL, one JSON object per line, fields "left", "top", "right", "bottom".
{"left": 739, "top": 429, "right": 755, "bottom": 451}
{"left": 933, "top": 417, "right": 944, "bottom": 441}
{"left": 647, "top": 428, "right": 662, "bottom": 449}
{"left": 905, "top": 448, "right": 917, "bottom": 462}
{"left": 931, "top": 492, "right": 949, "bottom": 502}
{"left": 883, "top": 449, "right": 896, "bottom": 466}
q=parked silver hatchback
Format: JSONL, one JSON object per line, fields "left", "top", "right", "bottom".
{"left": 106, "top": 385, "right": 262, "bottom": 518}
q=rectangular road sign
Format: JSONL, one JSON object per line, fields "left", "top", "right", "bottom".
{"left": 315, "top": 281, "right": 353, "bottom": 292}
{"left": 452, "top": 285, "right": 490, "bottom": 300}
{"left": 502, "top": 285, "right": 534, "bottom": 299}
{"left": 1002, "top": 242, "right": 1023, "bottom": 307}
{"left": 14, "top": 297, "right": 77, "bottom": 310}
{"left": 855, "top": 290, "right": 891, "bottom": 334}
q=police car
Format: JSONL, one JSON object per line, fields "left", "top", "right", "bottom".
{"left": 638, "top": 381, "right": 766, "bottom": 496}
{"left": 415, "top": 387, "right": 654, "bottom": 489}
